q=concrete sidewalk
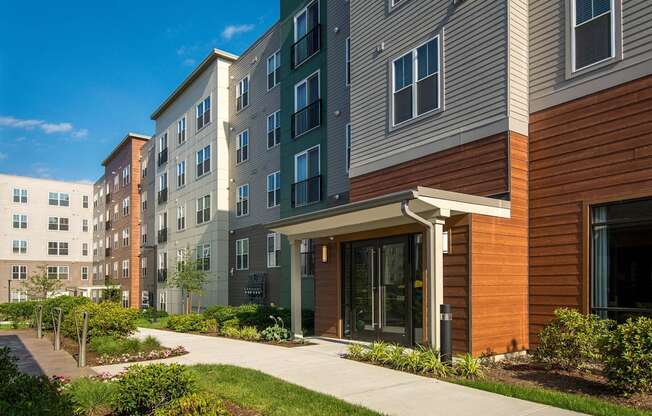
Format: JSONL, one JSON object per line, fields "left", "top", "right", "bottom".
{"left": 94, "top": 328, "right": 583, "bottom": 416}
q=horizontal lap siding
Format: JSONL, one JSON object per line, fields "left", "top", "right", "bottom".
{"left": 444, "top": 220, "right": 470, "bottom": 353}
{"left": 314, "top": 238, "right": 339, "bottom": 338}
{"left": 529, "top": 75, "right": 652, "bottom": 343}
{"left": 471, "top": 132, "right": 529, "bottom": 356}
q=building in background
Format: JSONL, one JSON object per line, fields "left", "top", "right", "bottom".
{"left": 149, "top": 49, "right": 236, "bottom": 314}
{"left": 0, "top": 174, "right": 93, "bottom": 302}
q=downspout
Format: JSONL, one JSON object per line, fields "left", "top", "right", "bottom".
{"left": 401, "top": 200, "right": 437, "bottom": 350}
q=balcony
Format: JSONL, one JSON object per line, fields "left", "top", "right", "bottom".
{"left": 158, "top": 148, "right": 168, "bottom": 167}
{"left": 291, "top": 24, "right": 321, "bottom": 69}
{"left": 292, "top": 100, "right": 321, "bottom": 138}
{"left": 291, "top": 175, "right": 321, "bottom": 208}
{"left": 157, "top": 269, "right": 168, "bottom": 283}
{"left": 105, "top": 220, "right": 112, "bottom": 231}
{"left": 158, "top": 228, "right": 168, "bottom": 244}
{"left": 105, "top": 248, "right": 111, "bottom": 257}
{"left": 105, "top": 193, "right": 111, "bottom": 204}
{"left": 158, "top": 188, "right": 168, "bottom": 204}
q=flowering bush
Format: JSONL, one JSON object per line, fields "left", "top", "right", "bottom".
{"left": 96, "top": 346, "right": 188, "bottom": 365}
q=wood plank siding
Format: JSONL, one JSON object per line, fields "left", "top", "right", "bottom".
{"left": 529, "top": 75, "right": 652, "bottom": 343}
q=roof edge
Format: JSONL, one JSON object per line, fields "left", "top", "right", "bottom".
{"left": 101, "top": 132, "right": 151, "bottom": 167}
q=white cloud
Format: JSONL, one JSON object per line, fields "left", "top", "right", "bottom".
{"left": 0, "top": 115, "right": 88, "bottom": 139}
{"left": 222, "top": 24, "right": 255, "bottom": 40}
{"left": 41, "top": 122, "right": 73, "bottom": 134}
{"left": 0, "top": 152, "right": 7, "bottom": 161}
{"left": 0, "top": 116, "right": 42, "bottom": 129}
{"left": 71, "top": 128, "right": 89, "bottom": 139}
{"left": 32, "top": 163, "right": 52, "bottom": 178}
{"left": 182, "top": 58, "right": 197, "bottom": 67}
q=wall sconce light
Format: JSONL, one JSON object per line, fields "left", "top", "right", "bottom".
{"left": 321, "top": 245, "right": 328, "bottom": 263}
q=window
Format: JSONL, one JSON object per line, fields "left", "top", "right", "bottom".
{"left": 122, "top": 228, "right": 130, "bottom": 247}
{"left": 122, "top": 291, "right": 130, "bottom": 308}
{"left": 141, "top": 158, "right": 148, "bottom": 178}
{"left": 82, "top": 219, "right": 89, "bottom": 232}
{"left": 158, "top": 172, "right": 168, "bottom": 204}
{"left": 196, "top": 145, "right": 211, "bottom": 177}
{"left": 12, "top": 240, "right": 27, "bottom": 254}
{"left": 392, "top": 36, "right": 440, "bottom": 126}
{"left": 158, "top": 133, "right": 168, "bottom": 166}
{"left": 113, "top": 175, "right": 119, "bottom": 192}
{"left": 177, "top": 161, "right": 186, "bottom": 188}
{"left": 122, "top": 260, "right": 129, "bottom": 278}
{"left": 197, "top": 243, "right": 211, "bottom": 271}
{"left": 293, "top": 146, "right": 321, "bottom": 207}
{"left": 13, "top": 188, "right": 27, "bottom": 204}
{"left": 10, "top": 290, "right": 28, "bottom": 303}
{"left": 93, "top": 193, "right": 98, "bottom": 208}
{"left": 267, "top": 172, "right": 280, "bottom": 208}
{"left": 267, "top": 233, "right": 281, "bottom": 268}
{"left": 82, "top": 243, "right": 89, "bottom": 256}
{"left": 113, "top": 204, "right": 119, "bottom": 221}
{"left": 113, "top": 232, "right": 119, "bottom": 249}
{"left": 177, "top": 116, "right": 187, "bottom": 145}
{"left": 236, "top": 130, "right": 249, "bottom": 164}
{"left": 93, "top": 241, "right": 98, "bottom": 256}
{"left": 300, "top": 239, "right": 315, "bottom": 277}
{"left": 82, "top": 195, "right": 89, "bottom": 208}
{"left": 236, "top": 185, "right": 249, "bottom": 217}
{"left": 267, "top": 111, "right": 281, "bottom": 148}
{"left": 47, "top": 266, "right": 69, "bottom": 280}
{"left": 158, "top": 252, "right": 168, "bottom": 282}
{"left": 346, "top": 124, "right": 352, "bottom": 172}
{"left": 141, "top": 257, "right": 147, "bottom": 279}
{"left": 123, "top": 197, "right": 130, "bottom": 216}
{"left": 141, "top": 224, "right": 148, "bottom": 244}
{"left": 236, "top": 238, "right": 249, "bottom": 270}
{"left": 141, "top": 291, "right": 150, "bottom": 308}
{"left": 196, "top": 96, "right": 211, "bottom": 130}
{"left": 48, "top": 217, "right": 69, "bottom": 231}
{"left": 591, "top": 198, "right": 652, "bottom": 321}
{"left": 12, "top": 214, "right": 27, "bottom": 229}
{"left": 236, "top": 76, "right": 250, "bottom": 111}
{"left": 267, "top": 51, "right": 281, "bottom": 90}
{"left": 113, "top": 262, "right": 118, "bottom": 278}
{"left": 196, "top": 195, "right": 211, "bottom": 224}
{"left": 11, "top": 265, "right": 27, "bottom": 280}
{"left": 159, "top": 291, "right": 167, "bottom": 312}
{"left": 572, "top": 0, "right": 615, "bottom": 72}
{"left": 293, "top": 72, "right": 320, "bottom": 137}
{"left": 122, "top": 166, "right": 130, "bottom": 186}
{"left": 142, "top": 191, "right": 148, "bottom": 211}
{"left": 81, "top": 266, "right": 89, "bottom": 280}
{"left": 293, "top": 1, "right": 320, "bottom": 67}
{"left": 345, "top": 37, "right": 351, "bottom": 86}
{"left": 48, "top": 241, "right": 69, "bottom": 256}
{"left": 177, "top": 204, "right": 186, "bottom": 231}
{"left": 48, "top": 192, "right": 70, "bottom": 206}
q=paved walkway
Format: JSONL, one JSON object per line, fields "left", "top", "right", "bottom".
{"left": 94, "top": 328, "right": 583, "bottom": 416}
{"left": 0, "top": 329, "right": 95, "bottom": 379}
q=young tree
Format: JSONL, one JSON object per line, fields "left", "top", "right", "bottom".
{"left": 167, "top": 248, "right": 208, "bottom": 314}
{"left": 23, "top": 266, "right": 63, "bottom": 300}
{"left": 102, "top": 275, "right": 122, "bottom": 303}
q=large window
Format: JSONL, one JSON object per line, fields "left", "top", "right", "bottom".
{"left": 177, "top": 161, "right": 186, "bottom": 188}
{"left": 267, "top": 233, "right": 281, "bottom": 268}
{"left": 197, "top": 243, "right": 211, "bottom": 271}
{"left": 11, "top": 265, "right": 27, "bottom": 280}
{"left": 292, "top": 0, "right": 320, "bottom": 68}
{"left": 12, "top": 214, "right": 27, "bottom": 229}
{"left": 48, "top": 266, "right": 69, "bottom": 280}
{"left": 392, "top": 36, "right": 440, "bottom": 126}
{"left": 49, "top": 192, "right": 70, "bottom": 206}
{"left": 48, "top": 216, "right": 69, "bottom": 231}
{"left": 293, "top": 72, "right": 321, "bottom": 137}
{"left": 196, "top": 195, "right": 211, "bottom": 224}
{"left": 591, "top": 198, "right": 652, "bottom": 321}
{"left": 236, "top": 76, "right": 250, "bottom": 112}
{"left": 177, "top": 204, "right": 186, "bottom": 231}
{"left": 122, "top": 166, "right": 130, "bottom": 186}
{"left": 13, "top": 188, "right": 27, "bottom": 204}
{"left": 267, "top": 111, "right": 281, "bottom": 149}
{"left": 158, "top": 133, "right": 168, "bottom": 166}
{"left": 236, "top": 184, "right": 249, "bottom": 217}
{"left": 123, "top": 197, "right": 130, "bottom": 216}
{"left": 12, "top": 240, "right": 27, "bottom": 254}
{"left": 267, "top": 51, "right": 281, "bottom": 90}
{"left": 267, "top": 171, "right": 280, "bottom": 208}
{"left": 177, "top": 116, "right": 187, "bottom": 145}
{"left": 196, "top": 96, "right": 211, "bottom": 131}
{"left": 572, "top": 0, "right": 614, "bottom": 72}
{"left": 197, "top": 145, "right": 211, "bottom": 177}
{"left": 236, "top": 238, "right": 249, "bottom": 270}
{"left": 48, "top": 241, "right": 69, "bottom": 256}
{"left": 293, "top": 146, "right": 320, "bottom": 207}
{"left": 122, "top": 228, "right": 130, "bottom": 247}
{"left": 236, "top": 130, "right": 249, "bottom": 164}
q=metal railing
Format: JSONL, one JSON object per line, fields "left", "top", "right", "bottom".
{"left": 291, "top": 24, "right": 321, "bottom": 68}
{"left": 158, "top": 228, "right": 168, "bottom": 244}
{"left": 291, "top": 175, "right": 321, "bottom": 208}
{"left": 291, "top": 99, "right": 321, "bottom": 138}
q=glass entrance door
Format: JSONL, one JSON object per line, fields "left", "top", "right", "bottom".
{"left": 348, "top": 236, "right": 410, "bottom": 344}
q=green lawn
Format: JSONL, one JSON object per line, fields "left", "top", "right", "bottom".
{"left": 189, "top": 365, "right": 381, "bottom": 416}
{"left": 134, "top": 316, "right": 169, "bottom": 330}
{"left": 455, "top": 379, "right": 652, "bottom": 416}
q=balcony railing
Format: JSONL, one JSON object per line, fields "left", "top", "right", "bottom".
{"left": 157, "top": 269, "right": 168, "bottom": 283}
{"left": 292, "top": 99, "right": 321, "bottom": 138}
{"left": 105, "top": 248, "right": 111, "bottom": 257}
{"left": 158, "top": 148, "right": 168, "bottom": 167}
{"left": 158, "top": 188, "right": 168, "bottom": 204}
{"left": 291, "top": 24, "right": 321, "bottom": 69}
{"left": 105, "top": 220, "right": 112, "bottom": 231}
{"left": 291, "top": 175, "right": 321, "bottom": 208}
{"left": 158, "top": 228, "right": 168, "bottom": 244}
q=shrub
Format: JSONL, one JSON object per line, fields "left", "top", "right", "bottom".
{"left": 0, "top": 347, "right": 72, "bottom": 415}
{"left": 0, "top": 301, "right": 38, "bottom": 324}
{"left": 386, "top": 345, "right": 407, "bottom": 370}
{"left": 603, "top": 317, "right": 652, "bottom": 395}
{"left": 403, "top": 349, "right": 422, "bottom": 373}
{"left": 153, "top": 393, "right": 229, "bottom": 416}
{"left": 418, "top": 348, "right": 451, "bottom": 377}
{"left": 167, "top": 314, "right": 217, "bottom": 333}
{"left": 261, "top": 316, "right": 290, "bottom": 342}
{"left": 65, "top": 377, "right": 117, "bottom": 416}
{"left": 141, "top": 335, "right": 163, "bottom": 351}
{"left": 114, "top": 364, "right": 196, "bottom": 415}
{"left": 89, "top": 335, "right": 162, "bottom": 357}
{"left": 533, "top": 308, "right": 612, "bottom": 370}
{"left": 455, "top": 353, "right": 484, "bottom": 379}
{"left": 221, "top": 326, "right": 241, "bottom": 338}
{"left": 239, "top": 326, "right": 261, "bottom": 342}
{"left": 347, "top": 344, "right": 368, "bottom": 361}
{"left": 140, "top": 307, "right": 169, "bottom": 322}
{"left": 62, "top": 302, "right": 138, "bottom": 341}
{"left": 42, "top": 296, "right": 92, "bottom": 330}
{"left": 368, "top": 341, "right": 392, "bottom": 365}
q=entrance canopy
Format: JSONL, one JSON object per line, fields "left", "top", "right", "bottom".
{"left": 268, "top": 186, "right": 510, "bottom": 239}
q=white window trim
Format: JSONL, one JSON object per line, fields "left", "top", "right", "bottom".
{"left": 570, "top": 0, "right": 617, "bottom": 73}
{"left": 236, "top": 238, "right": 249, "bottom": 271}
{"left": 196, "top": 95, "right": 212, "bottom": 132}
{"left": 390, "top": 34, "right": 442, "bottom": 128}
{"left": 177, "top": 160, "right": 186, "bottom": 188}
{"left": 267, "top": 232, "right": 281, "bottom": 268}
{"left": 293, "top": 0, "right": 320, "bottom": 42}
{"left": 267, "top": 50, "right": 281, "bottom": 91}
{"left": 236, "top": 130, "right": 249, "bottom": 165}
{"left": 294, "top": 69, "right": 321, "bottom": 112}
{"left": 236, "top": 184, "right": 250, "bottom": 217}
{"left": 267, "top": 171, "right": 281, "bottom": 209}
{"left": 236, "top": 75, "right": 250, "bottom": 112}
{"left": 267, "top": 111, "right": 281, "bottom": 149}
{"left": 294, "top": 144, "right": 321, "bottom": 183}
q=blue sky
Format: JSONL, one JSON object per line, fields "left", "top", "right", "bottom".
{"left": 0, "top": 0, "right": 278, "bottom": 183}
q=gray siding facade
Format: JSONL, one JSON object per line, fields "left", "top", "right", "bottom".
{"left": 530, "top": 0, "right": 652, "bottom": 112}
{"left": 349, "top": 0, "right": 529, "bottom": 178}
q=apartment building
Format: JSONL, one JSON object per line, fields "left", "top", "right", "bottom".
{"left": 139, "top": 140, "right": 157, "bottom": 309}
{"left": 94, "top": 133, "right": 150, "bottom": 309}
{"left": 149, "top": 49, "right": 236, "bottom": 314}
{"left": 0, "top": 174, "right": 93, "bottom": 302}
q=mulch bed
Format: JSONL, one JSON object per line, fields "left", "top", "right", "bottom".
{"left": 483, "top": 357, "right": 652, "bottom": 411}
